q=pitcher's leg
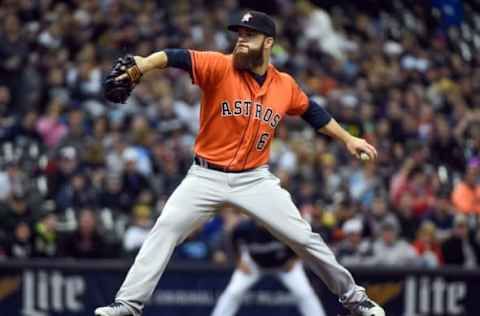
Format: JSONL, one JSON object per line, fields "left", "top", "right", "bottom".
{"left": 230, "top": 175, "right": 366, "bottom": 309}
{"left": 277, "top": 262, "right": 326, "bottom": 316}
{"left": 211, "top": 268, "right": 260, "bottom": 316}
{"left": 112, "top": 167, "right": 225, "bottom": 315}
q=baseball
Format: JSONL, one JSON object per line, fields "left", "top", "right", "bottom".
{"left": 360, "top": 152, "right": 370, "bottom": 161}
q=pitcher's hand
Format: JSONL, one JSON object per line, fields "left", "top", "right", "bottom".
{"left": 344, "top": 135, "right": 377, "bottom": 161}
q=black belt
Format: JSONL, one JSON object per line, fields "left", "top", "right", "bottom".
{"left": 194, "top": 155, "right": 254, "bottom": 173}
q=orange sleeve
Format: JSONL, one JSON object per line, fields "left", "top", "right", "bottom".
{"left": 286, "top": 77, "right": 309, "bottom": 116}
{"left": 189, "top": 50, "right": 229, "bottom": 90}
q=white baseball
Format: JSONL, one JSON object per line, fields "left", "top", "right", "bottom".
{"left": 360, "top": 152, "right": 370, "bottom": 161}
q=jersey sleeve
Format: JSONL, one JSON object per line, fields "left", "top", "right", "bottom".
{"left": 189, "top": 50, "right": 230, "bottom": 89}
{"left": 165, "top": 48, "right": 192, "bottom": 74}
{"left": 286, "top": 78, "right": 309, "bottom": 116}
{"left": 301, "top": 98, "right": 332, "bottom": 129}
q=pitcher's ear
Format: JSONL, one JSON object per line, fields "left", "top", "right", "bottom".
{"left": 265, "top": 37, "right": 274, "bottom": 48}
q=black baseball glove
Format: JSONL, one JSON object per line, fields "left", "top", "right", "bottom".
{"left": 103, "top": 55, "right": 142, "bottom": 103}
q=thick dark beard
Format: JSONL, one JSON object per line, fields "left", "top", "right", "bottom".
{"left": 233, "top": 41, "right": 265, "bottom": 71}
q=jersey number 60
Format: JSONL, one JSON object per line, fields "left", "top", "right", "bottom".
{"left": 256, "top": 133, "right": 270, "bottom": 151}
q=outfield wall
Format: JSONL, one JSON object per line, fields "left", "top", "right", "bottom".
{"left": 0, "top": 259, "right": 478, "bottom": 316}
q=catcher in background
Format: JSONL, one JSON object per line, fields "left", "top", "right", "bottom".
{"left": 211, "top": 218, "right": 326, "bottom": 316}
{"left": 96, "top": 10, "right": 384, "bottom": 316}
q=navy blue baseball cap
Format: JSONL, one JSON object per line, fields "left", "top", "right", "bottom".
{"left": 228, "top": 11, "right": 276, "bottom": 38}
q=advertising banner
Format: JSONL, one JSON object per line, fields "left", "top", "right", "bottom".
{"left": 0, "top": 260, "right": 478, "bottom": 316}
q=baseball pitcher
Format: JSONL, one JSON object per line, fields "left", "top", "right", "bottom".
{"left": 96, "top": 10, "right": 384, "bottom": 316}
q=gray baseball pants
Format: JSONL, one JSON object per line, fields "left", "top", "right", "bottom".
{"left": 115, "top": 164, "right": 366, "bottom": 315}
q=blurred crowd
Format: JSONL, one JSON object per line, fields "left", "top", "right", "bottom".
{"left": 0, "top": 0, "right": 479, "bottom": 269}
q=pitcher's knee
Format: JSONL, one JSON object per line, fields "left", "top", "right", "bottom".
{"left": 154, "top": 211, "right": 191, "bottom": 236}
{"left": 283, "top": 225, "right": 313, "bottom": 247}
{"left": 268, "top": 218, "right": 312, "bottom": 247}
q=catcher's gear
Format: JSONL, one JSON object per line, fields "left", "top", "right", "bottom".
{"left": 103, "top": 55, "right": 142, "bottom": 103}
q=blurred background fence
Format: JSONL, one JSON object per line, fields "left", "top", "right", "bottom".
{"left": 1, "top": 259, "right": 479, "bottom": 316}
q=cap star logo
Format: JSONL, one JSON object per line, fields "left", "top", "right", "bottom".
{"left": 241, "top": 13, "right": 253, "bottom": 23}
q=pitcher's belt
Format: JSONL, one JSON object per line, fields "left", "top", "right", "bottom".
{"left": 194, "top": 155, "right": 255, "bottom": 173}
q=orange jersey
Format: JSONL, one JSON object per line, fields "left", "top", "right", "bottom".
{"left": 190, "top": 50, "right": 308, "bottom": 171}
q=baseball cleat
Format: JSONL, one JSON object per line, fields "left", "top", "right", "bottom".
{"left": 350, "top": 299, "right": 385, "bottom": 316}
{"left": 94, "top": 302, "right": 133, "bottom": 316}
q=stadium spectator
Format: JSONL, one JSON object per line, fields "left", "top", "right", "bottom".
{"left": 309, "top": 202, "right": 336, "bottom": 243}
{"left": 35, "top": 98, "right": 68, "bottom": 149}
{"left": 120, "top": 148, "right": 152, "bottom": 203}
{"left": 55, "top": 172, "right": 97, "bottom": 211}
{"left": 6, "top": 221, "right": 33, "bottom": 259}
{"left": 394, "top": 192, "right": 422, "bottom": 241}
{"left": 363, "top": 196, "right": 398, "bottom": 239}
{"left": 60, "top": 208, "right": 108, "bottom": 258}
{"left": 123, "top": 204, "right": 153, "bottom": 257}
{"left": 0, "top": 110, "right": 43, "bottom": 147}
{"left": 451, "top": 158, "right": 480, "bottom": 214}
{"left": 0, "top": 160, "right": 26, "bottom": 201}
{"left": 441, "top": 214, "right": 478, "bottom": 268}
{"left": 429, "top": 116, "right": 465, "bottom": 172}
{"left": 368, "top": 220, "right": 420, "bottom": 266}
{"left": 32, "top": 209, "right": 59, "bottom": 257}
{"left": 99, "top": 174, "right": 132, "bottom": 215}
{"left": 412, "top": 221, "right": 443, "bottom": 267}
{"left": 57, "top": 107, "right": 88, "bottom": 155}
{"left": 390, "top": 159, "right": 436, "bottom": 217}
{"left": 45, "top": 146, "right": 82, "bottom": 199}
{"left": 424, "top": 191, "right": 455, "bottom": 241}
{"left": 336, "top": 218, "right": 372, "bottom": 266}
{"left": 0, "top": 85, "right": 13, "bottom": 123}
{"left": 0, "top": 191, "right": 36, "bottom": 234}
